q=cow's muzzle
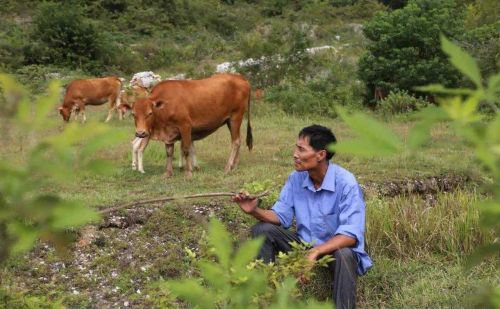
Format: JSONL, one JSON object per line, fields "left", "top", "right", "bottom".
{"left": 135, "top": 131, "right": 148, "bottom": 138}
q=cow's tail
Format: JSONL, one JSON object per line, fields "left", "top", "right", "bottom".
{"left": 246, "top": 90, "right": 253, "bottom": 151}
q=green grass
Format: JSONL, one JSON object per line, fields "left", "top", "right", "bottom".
{"left": 0, "top": 103, "right": 498, "bottom": 308}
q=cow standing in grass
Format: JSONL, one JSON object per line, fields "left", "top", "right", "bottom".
{"left": 58, "top": 77, "right": 123, "bottom": 123}
{"left": 129, "top": 73, "right": 252, "bottom": 177}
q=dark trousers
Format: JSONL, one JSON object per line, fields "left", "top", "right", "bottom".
{"left": 251, "top": 222, "right": 358, "bottom": 309}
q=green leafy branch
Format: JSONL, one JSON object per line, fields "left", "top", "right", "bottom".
{"left": 333, "top": 35, "right": 499, "bottom": 267}
{"left": 0, "top": 74, "right": 127, "bottom": 263}
{"left": 163, "top": 218, "right": 332, "bottom": 308}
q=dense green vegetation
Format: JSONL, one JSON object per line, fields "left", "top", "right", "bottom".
{"left": 0, "top": 0, "right": 498, "bottom": 307}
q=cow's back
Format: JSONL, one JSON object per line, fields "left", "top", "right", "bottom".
{"left": 150, "top": 74, "right": 250, "bottom": 133}
{"left": 65, "top": 77, "right": 121, "bottom": 105}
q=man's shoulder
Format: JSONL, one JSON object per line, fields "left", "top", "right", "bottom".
{"left": 288, "top": 170, "right": 308, "bottom": 183}
{"left": 331, "top": 163, "right": 359, "bottom": 187}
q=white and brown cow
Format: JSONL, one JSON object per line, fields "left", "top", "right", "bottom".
{"left": 58, "top": 76, "right": 123, "bottom": 123}
{"left": 130, "top": 73, "right": 252, "bottom": 177}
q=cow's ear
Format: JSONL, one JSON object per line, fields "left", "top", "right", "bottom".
{"left": 153, "top": 100, "right": 164, "bottom": 109}
{"left": 58, "top": 106, "right": 63, "bottom": 111}
{"left": 120, "top": 103, "right": 132, "bottom": 111}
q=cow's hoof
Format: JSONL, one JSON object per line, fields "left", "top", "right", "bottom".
{"left": 185, "top": 171, "right": 193, "bottom": 178}
{"left": 164, "top": 172, "right": 173, "bottom": 178}
{"left": 139, "top": 169, "right": 145, "bottom": 174}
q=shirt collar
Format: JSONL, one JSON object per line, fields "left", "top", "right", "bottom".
{"left": 302, "top": 162, "right": 336, "bottom": 192}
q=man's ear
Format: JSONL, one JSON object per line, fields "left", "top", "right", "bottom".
{"left": 317, "top": 149, "right": 327, "bottom": 162}
{"left": 152, "top": 100, "right": 164, "bottom": 109}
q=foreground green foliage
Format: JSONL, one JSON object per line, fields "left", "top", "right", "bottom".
{"left": 164, "top": 218, "right": 332, "bottom": 309}
{"left": 336, "top": 35, "right": 499, "bottom": 299}
{"left": 0, "top": 75, "right": 127, "bottom": 263}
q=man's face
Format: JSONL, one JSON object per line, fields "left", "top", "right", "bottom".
{"left": 293, "top": 137, "right": 324, "bottom": 171}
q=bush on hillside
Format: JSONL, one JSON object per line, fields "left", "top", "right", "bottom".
{"left": 378, "top": 89, "right": 428, "bottom": 114}
{"left": 462, "top": 22, "right": 500, "bottom": 79}
{"left": 23, "top": 2, "right": 120, "bottom": 74}
{"left": 266, "top": 53, "right": 365, "bottom": 117}
{"left": 462, "top": 0, "right": 500, "bottom": 78}
{"left": 358, "top": 0, "right": 465, "bottom": 105}
{"left": 0, "top": 20, "right": 26, "bottom": 72}
{"left": 235, "top": 24, "right": 313, "bottom": 88}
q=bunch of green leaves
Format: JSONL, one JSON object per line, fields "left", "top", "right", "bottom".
{"left": 164, "top": 218, "right": 331, "bottom": 308}
{"left": 248, "top": 241, "right": 334, "bottom": 302}
{"left": 333, "top": 34, "right": 498, "bottom": 296}
{"left": 0, "top": 74, "right": 127, "bottom": 263}
{"left": 242, "top": 179, "right": 279, "bottom": 208}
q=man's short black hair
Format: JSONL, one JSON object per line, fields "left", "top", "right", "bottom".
{"left": 298, "top": 124, "right": 337, "bottom": 160}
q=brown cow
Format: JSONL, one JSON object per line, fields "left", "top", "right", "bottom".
{"left": 130, "top": 73, "right": 252, "bottom": 177}
{"left": 58, "top": 76, "right": 123, "bottom": 123}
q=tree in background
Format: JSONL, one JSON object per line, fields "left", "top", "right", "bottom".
{"left": 23, "top": 2, "right": 117, "bottom": 73}
{"left": 358, "top": 0, "right": 465, "bottom": 104}
{"left": 462, "top": 0, "right": 499, "bottom": 78}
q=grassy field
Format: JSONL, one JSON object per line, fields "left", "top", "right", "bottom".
{"left": 0, "top": 102, "right": 498, "bottom": 308}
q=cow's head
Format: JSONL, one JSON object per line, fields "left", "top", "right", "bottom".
{"left": 132, "top": 98, "right": 154, "bottom": 138}
{"left": 58, "top": 106, "right": 71, "bottom": 122}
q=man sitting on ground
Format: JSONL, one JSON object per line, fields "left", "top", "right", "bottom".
{"left": 233, "top": 124, "right": 372, "bottom": 309}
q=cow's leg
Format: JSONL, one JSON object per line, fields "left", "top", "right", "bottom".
{"left": 178, "top": 143, "right": 198, "bottom": 170}
{"left": 225, "top": 115, "right": 243, "bottom": 172}
{"left": 131, "top": 137, "right": 143, "bottom": 171}
{"left": 105, "top": 104, "right": 114, "bottom": 122}
{"left": 115, "top": 85, "right": 123, "bottom": 120}
{"left": 137, "top": 137, "right": 149, "bottom": 173}
{"left": 191, "top": 143, "right": 199, "bottom": 170}
{"left": 165, "top": 143, "right": 174, "bottom": 177}
{"left": 73, "top": 109, "right": 79, "bottom": 122}
{"left": 178, "top": 147, "right": 185, "bottom": 170}
{"left": 179, "top": 126, "right": 193, "bottom": 177}
{"left": 77, "top": 102, "right": 86, "bottom": 124}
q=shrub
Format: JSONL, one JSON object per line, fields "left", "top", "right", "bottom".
{"left": 358, "top": 0, "right": 465, "bottom": 105}
{"left": 0, "top": 20, "right": 26, "bottom": 72}
{"left": 266, "top": 80, "right": 337, "bottom": 118}
{"left": 23, "top": 2, "right": 119, "bottom": 74}
{"left": 462, "top": 21, "right": 500, "bottom": 78}
{"left": 235, "top": 24, "right": 313, "bottom": 88}
{"left": 378, "top": 89, "right": 428, "bottom": 115}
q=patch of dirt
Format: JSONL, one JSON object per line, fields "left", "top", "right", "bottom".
{"left": 363, "top": 174, "right": 472, "bottom": 198}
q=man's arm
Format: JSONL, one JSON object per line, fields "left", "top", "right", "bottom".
{"left": 306, "top": 234, "right": 356, "bottom": 261}
{"left": 232, "top": 194, "right": 281, "bottom": 225}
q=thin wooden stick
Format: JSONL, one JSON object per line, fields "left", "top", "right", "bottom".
{"left": 98, "top": 190, "right": 270, "bottom": 215}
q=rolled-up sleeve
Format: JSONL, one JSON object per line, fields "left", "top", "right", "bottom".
{"left": 271, "top": 176, "right": 295, "bottom": 229}
{"left": 334, "top": 185, "right": 365, "bottom": 245}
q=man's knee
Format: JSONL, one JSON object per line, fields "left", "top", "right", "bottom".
{"left": 251, "top": 222, "right": 280, "bottom": 238}
{"left": 334, "top": 247, "right": 357, "bottom": 264}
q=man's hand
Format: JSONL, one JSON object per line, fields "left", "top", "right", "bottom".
{"left": 298, "top": 248, "right": 320, "bottom": 285}
{"left": 306, "top": 248, "right": 320, "bottom": 262}
{"left": 232, "top": 192, "right": 259, "bottom": 215}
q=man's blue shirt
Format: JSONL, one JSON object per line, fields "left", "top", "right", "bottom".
{"left": 271, "top": 162, "right": 373, "bottom": 275}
